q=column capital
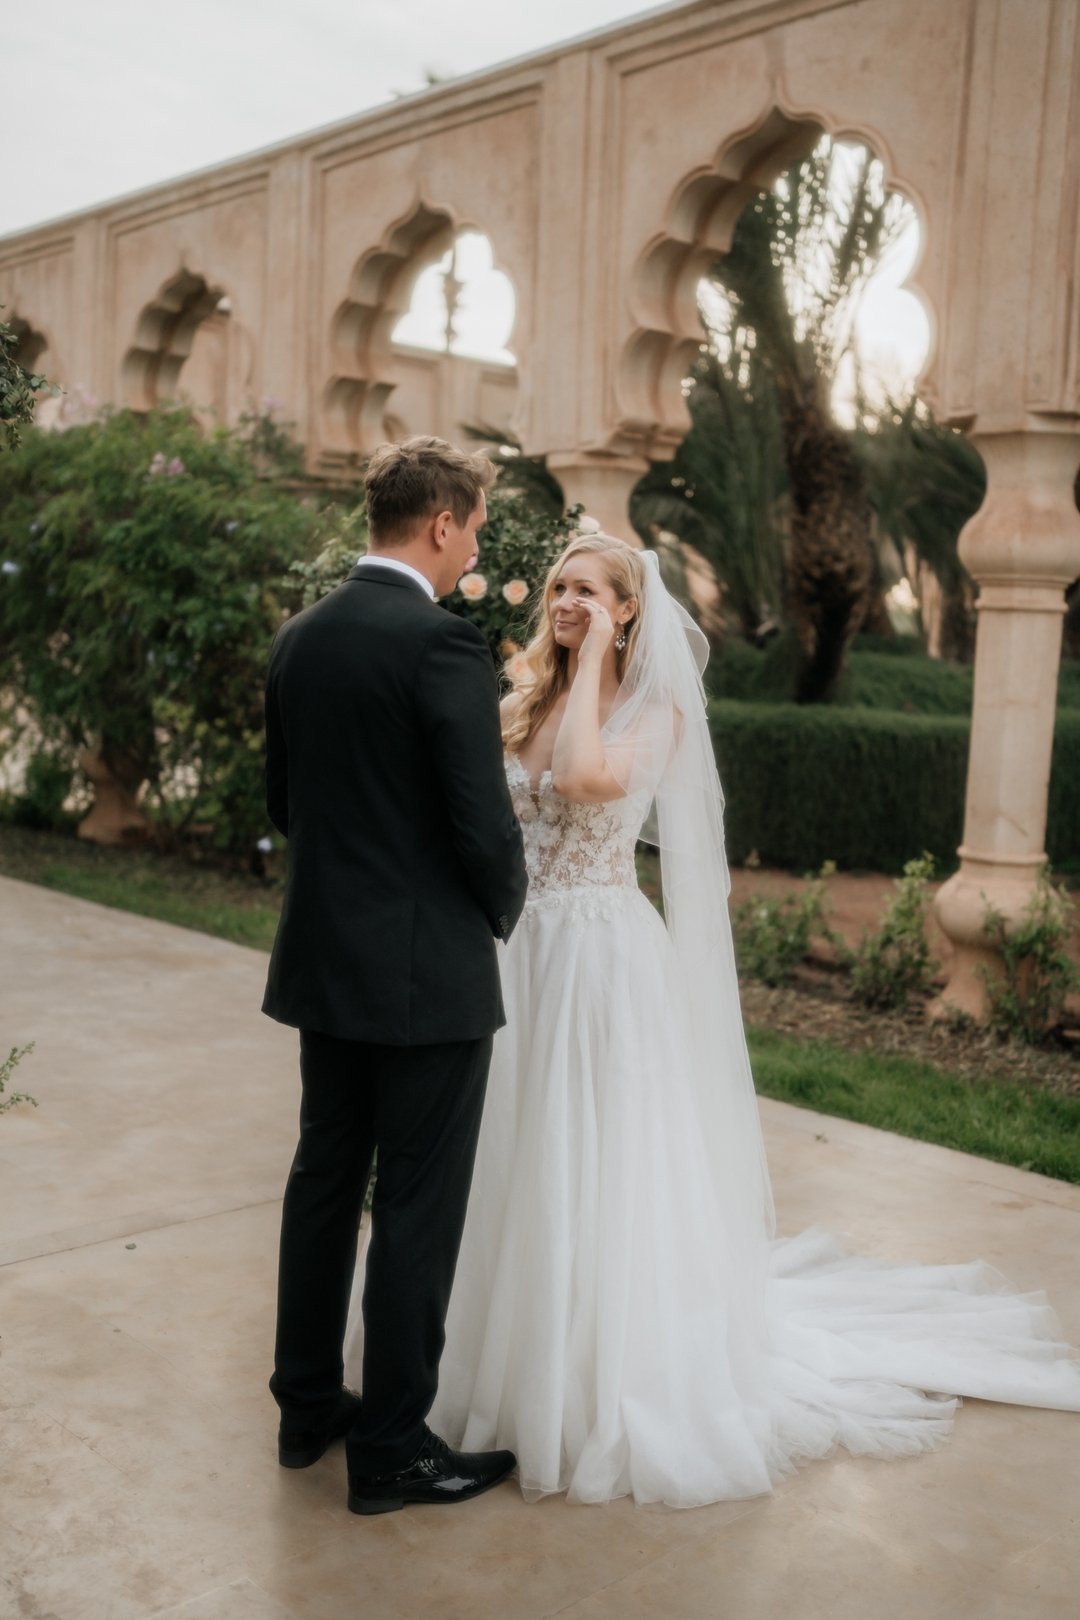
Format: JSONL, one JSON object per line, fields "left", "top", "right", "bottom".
{"left": 960, "top": 428, "right": 1080, "bottom": 592}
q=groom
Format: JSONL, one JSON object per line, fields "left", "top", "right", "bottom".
{"left": 262, "top": 435, "right": 528, "bottom": 1514}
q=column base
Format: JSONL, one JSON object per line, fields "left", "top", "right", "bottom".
{"left": 930, "top": 849, "right": 1044, "bottom": 1022}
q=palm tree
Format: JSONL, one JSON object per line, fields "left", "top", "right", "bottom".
{"left": 855, "top": 397, "right": 985, "bottom": 661}
{"left": 707, "top": 139, "right": 912, "bottom": 699}
{"left": 631, "top": 332, "right": 787, "bottom": 641}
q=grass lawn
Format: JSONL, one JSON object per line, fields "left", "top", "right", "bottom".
{"left": 4, "top": 822, "right": 1079, "bottom": 1184}
{"left": 748, "top": 1026, "right": 1080, "bottom": 1185}
{"left": 0, "top": 824, "right": 282, "bottom": 952}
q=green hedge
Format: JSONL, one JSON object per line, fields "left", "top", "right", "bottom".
{"left": 710, "top": 702, "right": 1080, "bottom": 872}
{"left": 708, "top": 638, "right": 1080, "bottom": 719}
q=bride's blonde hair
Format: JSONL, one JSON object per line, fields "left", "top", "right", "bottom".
{"left": 502, "top": 534, "right": 647, "bottom": 752}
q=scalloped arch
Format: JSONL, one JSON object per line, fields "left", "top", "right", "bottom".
{"left": 5, "top": 311, "right": 63, "bottom": 428}
{"left": 122, "top": 268, "right": 229, "bottom": 412}
{"left": 320, "top": 196, "right": 519, "bottom": 468}
{"left": 616, "top": 103, "right": 932, "bottom": 459}
{"left": 6, "top": 312, "right": 50, "bottom": 375}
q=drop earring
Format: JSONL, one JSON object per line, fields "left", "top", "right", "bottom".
{"left": 615, "top": 628, "right": 627, "bottom": 652}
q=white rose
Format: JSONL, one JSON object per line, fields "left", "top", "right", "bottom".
{"left": 575, "top": 515, "right": 602, "bottom": 534}
{"left": 501, "top": 578, "right": 529, "bottom": 606}
{"left": 458, "top": 572, "right": 488, "bottom": 601}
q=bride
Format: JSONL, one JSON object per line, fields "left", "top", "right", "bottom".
{"left": 351, "top": 530, "right": 1080, "bottom": 1508}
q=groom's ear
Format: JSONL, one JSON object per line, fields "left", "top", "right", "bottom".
{"left": 431, "top": 508, "right": 455, "bottom": 550}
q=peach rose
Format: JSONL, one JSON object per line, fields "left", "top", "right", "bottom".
{"left": 505, "top": 652, "right": 532, "bottom": 685}
{"left": 501, "top": 578, "right": 529, "bottom": 607}
{"left": 458, "top": 572, "right": 488, "bottom": 601}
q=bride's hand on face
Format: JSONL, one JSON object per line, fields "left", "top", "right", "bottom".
{"left": 578, "top": 599, "right": 616, "bottom": 664}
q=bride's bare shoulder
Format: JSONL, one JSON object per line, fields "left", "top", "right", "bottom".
{"left": 500, "top": 690, "right": 523, "bottom": 719}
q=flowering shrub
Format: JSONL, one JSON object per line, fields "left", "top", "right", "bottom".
{"left": 445, "top": 491, "right": 581, "bottom": 665}
{"left": 0, "top": 413, "right": 589, "bottom": 854}
{"left": 0, "top": 407, "right": 347, "bottom": 854}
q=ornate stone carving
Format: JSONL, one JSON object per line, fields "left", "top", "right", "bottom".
{"left": 122, "top": 269, "right": 227, "bottom": 412}
{"left": 5, "top": 313, "right": 49, "bottom": 375}
{"left": 616, "top": 103, "right": 927, "bottom": 462}
{"left": 320, "top": 199, "right": 454, "bottom": 471}
{"left": 320, "top": 201, "right": 523, "bottom": 471}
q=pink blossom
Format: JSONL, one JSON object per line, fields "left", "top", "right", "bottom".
{"left": 458, "top": 572, "right": 488, "bottom": 601}
{"left": 501, "top": 578, "right": 529, "bottom": 606}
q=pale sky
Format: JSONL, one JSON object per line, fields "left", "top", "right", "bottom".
{"left": 5, "top": 0, "right": 657, "bottom": 234}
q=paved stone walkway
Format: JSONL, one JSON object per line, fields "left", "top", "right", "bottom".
{"left": 2, "top": 875, "right": 1078, "bottom": 1620}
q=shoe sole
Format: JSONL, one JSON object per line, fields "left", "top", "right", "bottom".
{"left": 347, "top": 1461, "right": 516, "bottom": 1516}
{"left": 279, "top": 1415, "right": 357, "bottom": 1469}
{"left": 279, "top": 1442, "right": 333, "bottom": 1469}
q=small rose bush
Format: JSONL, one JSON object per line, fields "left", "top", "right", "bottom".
{"left": 446, "top": 492, "right": 582, "bottom": 666}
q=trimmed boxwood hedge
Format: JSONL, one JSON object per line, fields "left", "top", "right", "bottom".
{"left": 710, "top": 702, "right": 1080, "bottom": 873}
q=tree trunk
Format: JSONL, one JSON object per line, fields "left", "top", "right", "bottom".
{"left": 861, "top": 534, "right": 895, "bottom": 640}
{"left": 782, "top": 402, "right": 873, "bottom": 702}
{"left": 77, "top": 742, "right": 150, "bottom": 845}
{"left": 939, "top": 575, "right": 978, "bottom": 663}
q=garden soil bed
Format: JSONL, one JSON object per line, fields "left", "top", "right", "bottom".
{"left": 729, "top": 866, "right": 1080, "bottom": 1098}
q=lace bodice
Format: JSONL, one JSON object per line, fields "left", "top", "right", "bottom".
{"left": 505, "top": 753, "right": 647, "bottom": 900}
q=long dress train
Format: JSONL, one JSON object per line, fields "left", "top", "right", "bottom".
{"left": 396, "top": 755, "right": 1080, "bottom": 1508}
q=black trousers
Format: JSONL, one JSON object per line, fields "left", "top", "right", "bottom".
{"left": 269, "top": 1028, "right": 493, "bottom": 1475}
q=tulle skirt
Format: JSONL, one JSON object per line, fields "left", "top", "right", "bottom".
{"left": 352, "top": 885, "right": 1080, "bottom": 1507}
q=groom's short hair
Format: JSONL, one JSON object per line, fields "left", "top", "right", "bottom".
{"left": 364, "top": 436, "right": 496, "bottom": 542}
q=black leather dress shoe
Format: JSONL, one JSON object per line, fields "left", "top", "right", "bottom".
{"left": 347, "top": 1430, "right": 516, "bottom": 1515}
{"left": 278, "top": 1388, "right": 362, "bottom": 1469}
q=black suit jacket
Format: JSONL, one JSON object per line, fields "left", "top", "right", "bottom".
{"left": 262, "top": 563, "right": 528, "bottom": 1045}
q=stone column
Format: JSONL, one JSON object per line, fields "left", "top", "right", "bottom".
{"left": 932, "top": 429, "right": 1080, "bottom": 1018}
{"left": 546, "top": 452, "right": 649, "bottom": 543}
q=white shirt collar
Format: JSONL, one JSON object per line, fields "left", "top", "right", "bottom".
{"left": 356, "top": 554, "right": 437, "bottom": 600}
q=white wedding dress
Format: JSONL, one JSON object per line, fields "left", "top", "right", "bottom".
{"left": 409, "top": 752, "right": 1080, "bottom": 1507}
